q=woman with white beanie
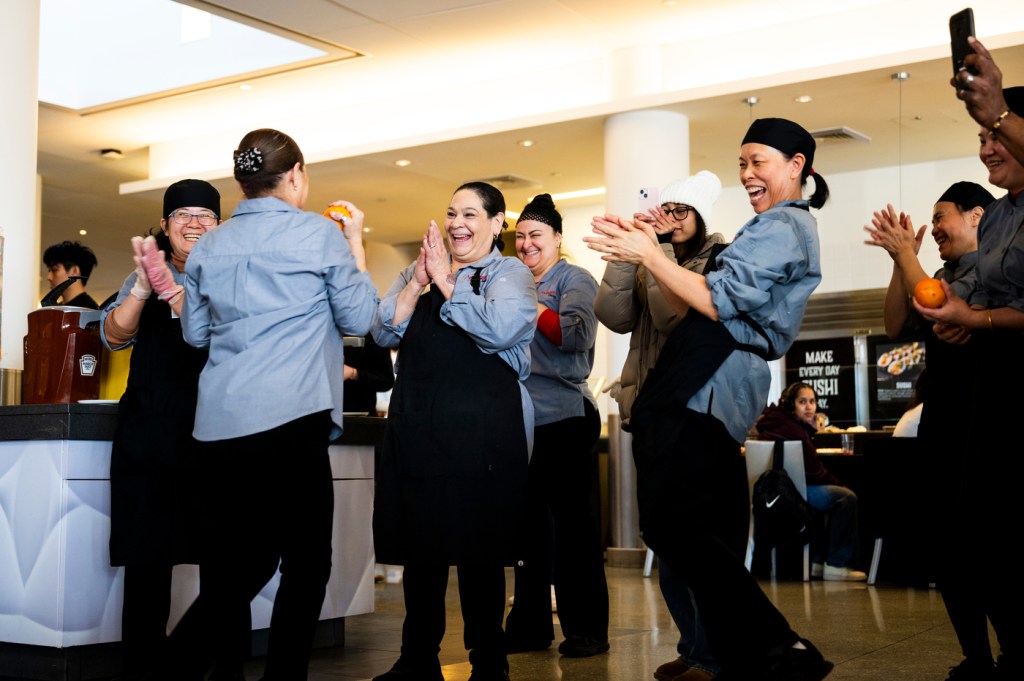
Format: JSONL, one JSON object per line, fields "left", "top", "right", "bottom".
{"left": 593, "top": 170, "right": 727, "bottom": 681}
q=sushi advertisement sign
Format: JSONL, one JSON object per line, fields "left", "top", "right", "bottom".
{"left": 873, "top": 340, "right": 925, "bottom": 405}
{"left": 784, "top": 338, "right": 856, "bottom": 427}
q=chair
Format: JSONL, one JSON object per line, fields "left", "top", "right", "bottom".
{"left": 743, "top": 440, "right": 811, "bottom": 582}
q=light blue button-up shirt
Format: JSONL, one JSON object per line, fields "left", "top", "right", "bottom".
{"left": 182, "top": 196, "right": 379, "bottom": 441}
{"left": 694, "top": 200, "right": 821, "bottom": 443}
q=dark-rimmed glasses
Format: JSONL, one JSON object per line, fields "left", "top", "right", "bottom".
{"left": 168, "top": 211, "right": 218, "bottom": 227}
{"left": 661, "top": 204, "right": 691, "bottom": 220}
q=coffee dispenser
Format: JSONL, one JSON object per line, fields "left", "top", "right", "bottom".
{"left": 23, "top": 278, "right": 104, "bottom": 403}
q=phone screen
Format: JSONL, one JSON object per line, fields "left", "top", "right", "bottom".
{"left": 949, "top": 8, "right": 976, "bottom": 76}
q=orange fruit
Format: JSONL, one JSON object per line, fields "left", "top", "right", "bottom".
{"left": 913, "top": 277, "right": 946, "bottom": 309}
{"left": 323, "top": 205, "right": 352, "bottom": 227}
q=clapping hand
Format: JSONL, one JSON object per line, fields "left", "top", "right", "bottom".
{"left": 864, "top": 203, "right": 925, "bottom": 259}
{"left": 129, "top": 237, "right": 153, "bottom": 300}
{"left": 422, "top": 221, "right": 450, "bottom": 284}
{"left": 584, "top": 213, "right": 659, "bottom": 265}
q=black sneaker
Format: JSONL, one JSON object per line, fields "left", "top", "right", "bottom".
{"left": 558, "top": 636, "right": 610, "bottom": 658}
{"left": 372, "top": 657, "right": 444, "bottom": 681}
{"left": 996, "top": 654, "right": 1021, "bottom": 680}
{"left": 764, "top": 638, "right": 834, "bottom": 681}
{"left": 946, "top": 657, "right": 997, "bottom": 680}
{"left": 467, "top": 662, "right": 511, "bottom": 681}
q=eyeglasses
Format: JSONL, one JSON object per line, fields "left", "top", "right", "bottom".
{"left": 662, "top": 204, "right": 691, "bottom": 220}
{"left": 168, "top": 210, "right": 218, "bottom": 227}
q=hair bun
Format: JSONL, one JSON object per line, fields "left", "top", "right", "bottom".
{"left": 233, "top": 147, "right": 264, "bottom": 175}
{"left": 516, "top": 193, "right": 563, "bottom": 233}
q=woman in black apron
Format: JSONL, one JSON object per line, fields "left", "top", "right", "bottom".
{"left": 371, "top": 182, "right": 537, "bottom": 681}
{"left": 103, "top": 179, "right": 220, "bottom": 681}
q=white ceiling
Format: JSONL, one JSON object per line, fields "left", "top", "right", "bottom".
{"left": 35, "top": 0, "right": 1024, "bottom": 299}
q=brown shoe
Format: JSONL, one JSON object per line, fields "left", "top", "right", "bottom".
{"left": 654, "top": 657, "right": 715, "bottom": 681}
{"left": 654, "top": 657, "right": 688, "bottom": 681}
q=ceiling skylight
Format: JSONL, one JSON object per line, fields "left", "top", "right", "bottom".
{"left": 38, "top": 0, "right": 358, "bottom": 112}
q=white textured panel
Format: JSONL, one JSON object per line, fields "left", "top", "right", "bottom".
{"left": 0, "top": 441, "right": 63, "bottom": 645}
{"left": 0, "top": 438, "right": 374, "bottom": 649}
{"left": 323, "top": 478, "right": 374, "bottom": 617}
{"left": 65, "top": 440, "right": 113, "bottom": 480}
{"left": 328, "top": 443, "right": 374, "bottom": 479}
{"left": 59, "top": 480, "right": 121, "bottom": 644}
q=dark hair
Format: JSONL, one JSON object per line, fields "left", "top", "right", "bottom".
{"left": 674, "top": 211, "right": 708, "bottom": 263}
{"left": 802, "top": 166, "right": 830, "bottom": 210}
{"left": 233, "top": 128, "right": 305, "bottom": 199}
{"left": 779, "top": 381, "right": 816, "bottom": 415}
{"left": 150, "top": 228, "right": 173, "bottom": 259}
{"left": 455, "top": 181, "right": 508, "bottom": 250}
{"left": 43, "top": 240, "right": 97, "bottom": 283}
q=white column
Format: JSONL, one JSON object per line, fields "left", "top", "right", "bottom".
{"left": 602, "top": 109, "right": 690, "bottom": 558}
{"left": 0, "top": 0, "right": 41, "bottom": 383}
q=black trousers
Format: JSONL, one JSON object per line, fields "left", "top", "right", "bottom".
{"left": 120, "top": 564, "right": 207, "bottom": 679}
{"left": 640, "top": 410, "right": 798, "bottom": 675}
{"left": 505, "top": 400, "right": 608, "bottom": 643}
{"left": 399, "top": 563, "right": 508, "bottom": 671}
{"left": 202, "top": 411, "right": 335, "bottom": 681}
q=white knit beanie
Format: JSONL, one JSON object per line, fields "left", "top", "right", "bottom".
{"left": 660, "top": 170, "right": 722, "bottom": 225}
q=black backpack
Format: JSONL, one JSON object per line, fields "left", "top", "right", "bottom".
{"left": 751, "top": 441, "right": 815, "bottom": 546}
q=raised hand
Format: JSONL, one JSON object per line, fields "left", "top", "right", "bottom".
{"left": 864, "top": 204, "right": 925, "bottom": 259}
{"left": 138, "top": 236, "right": 181, "bottom": 301}
{"left": 422, "top": 221, "right": 450, "bottom": 282}
{"left": 129, "top": 236, "right": 153, "bottom": 300}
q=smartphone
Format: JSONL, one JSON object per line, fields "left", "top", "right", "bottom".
{"left": 638, "top": 186, "right": 660, "bottom": 214}
{"left": 949, "top": 8, "right": 976, "bottom": 76}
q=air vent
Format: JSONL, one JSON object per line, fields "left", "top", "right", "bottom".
{"left": 808, "top": 126, "right": 871, "bottom": 144}
{"left": 475, "top": 174, "right": 541, "bottom": 189}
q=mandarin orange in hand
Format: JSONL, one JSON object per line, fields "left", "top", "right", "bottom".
{"left": 323, "top": 205, "right": 352, "bottom": 227}
{"left": 914, "top": 277, "right": 946, "bottom": 309}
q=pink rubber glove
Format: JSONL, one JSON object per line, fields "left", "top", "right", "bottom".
{"left": 139, "top": 236, "right": 181, "bottom": 301}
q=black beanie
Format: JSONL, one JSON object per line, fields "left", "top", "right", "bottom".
{"left": 937, "top": 181, "right": 995, "bottom": 211}
{"left": 517, "top": 193, "right": 562, "bottom": 233}
{"left": 163, "top": 179, "right": 221, "bottom": 219}
{"left": 742, "top": 118, "right": 816, "bottom": 169}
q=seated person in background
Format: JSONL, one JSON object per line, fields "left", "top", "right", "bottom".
{"left": 755, "top": 381, "right": 867, "bottom": 582}
{"left": 43, "top": 239, "right": 99, "bottom": 308}
{"left": 892, "top": 368, "right": 928, "bottom": 438}
{"left": 343, "top": 334, "right": 395, "bottom": 415}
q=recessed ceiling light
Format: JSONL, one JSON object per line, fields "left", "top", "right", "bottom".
{"left": 100, "top": 148, "right": 124, "bottom": 160}
{"left": 794, "top": 95, "right": 813, "bottom": 104}
{"left": 79, "top": 229, "right": 88, "bottom": 235}
{"left": 742, "top": 96, "right": 759, "bottom": 106}
{"left": 239, "top": 83, "right": 253, "bottom": 91}
{"left": 394, "top": 159, "right": 412, "bottom": 167}
{"left": 517, "top": 139, "right": 534, "bottom": 147}
{"left": 362, "top": 226, "right": 372, "bottom": 233}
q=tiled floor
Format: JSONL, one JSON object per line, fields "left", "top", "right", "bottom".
{"left": 239, "top": 564, "right": 985, "bottom": 681}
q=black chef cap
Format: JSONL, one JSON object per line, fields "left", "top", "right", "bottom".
{"left": 741, "top": 117, "right": 816, "bottom": 169}
{"left": 163, "top": 179, "right": 221, "bottom": 219}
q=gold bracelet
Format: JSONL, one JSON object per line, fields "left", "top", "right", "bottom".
{"left": 986, "top": 308, "right": 993, "bottom": 330}
{"left": 990, "top": 110, "right": 1010, "bottom": 137}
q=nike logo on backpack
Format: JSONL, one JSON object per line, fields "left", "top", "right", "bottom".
{"left": 765, "top": 495, "right": 781, "bottom": 508}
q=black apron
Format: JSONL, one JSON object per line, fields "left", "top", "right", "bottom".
{"left": 373, "top": 283, "right": 529, "bottom": 566}
{"left": 108, "top": 295, "right": 208, "bottom": 566}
